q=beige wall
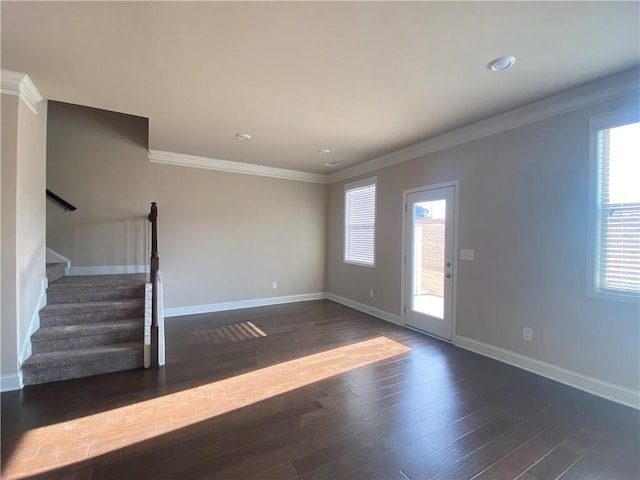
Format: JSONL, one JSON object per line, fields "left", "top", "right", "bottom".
{"left": 1, "top": 93, "right": 47, "bottom": 380}
{"left": 327, "top": 92, "right": 640, "bottom": 391}
{"left": 47, "top": 102, "right": 327, "bottom": 309}
{"left": 1, "top": 94, "right": 19, "bottom": 377}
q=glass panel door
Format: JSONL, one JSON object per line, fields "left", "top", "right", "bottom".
{"left": 405, "top": 186, "right": 455, "bottom": 340}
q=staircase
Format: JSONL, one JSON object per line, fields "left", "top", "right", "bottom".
{"left": 22, "top": 264, "right": 146, "bottom": 385}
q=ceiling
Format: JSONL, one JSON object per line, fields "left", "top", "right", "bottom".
{"left": 2, "top": 2, "right": 639, "bottom": 174}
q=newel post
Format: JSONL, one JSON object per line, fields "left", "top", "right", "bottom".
{"left": 149, "top": 202, "right": 159, "bottom": 369}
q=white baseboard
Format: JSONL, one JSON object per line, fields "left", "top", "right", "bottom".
{"left": 326, "top": 294, "right": 403, "bottom": 327}
{"left": 68, "top": 265, "right": 149, "bottom": 276}
{"left": 0, "top": 374, "right": 22, "bottom": 392}
{"left": 455, "top": 335, "right": 640, "bottom": 410}
{"left": 164, "top": 293, "right": 327, "bottom": 317}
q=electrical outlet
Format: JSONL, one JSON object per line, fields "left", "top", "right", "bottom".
{"left": 272, "top": 281, "right": 277, "bottom": 290}
{"left": 523, "top": 327, "right": 533, "bottom": 342}
{"left": 369, "top": 289, "right": 374, "bottom": 298}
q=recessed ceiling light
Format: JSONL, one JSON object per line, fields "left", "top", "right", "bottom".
{"left": 487, "top": 56, "right": 517, "bottom": 72}
{"left": 235, "top": 133, "right": 251, "bottom": 140}
{"left": 318, "top": 149, "right": 331, "bottom": 155}
{"left": 324, "top": 160, "right": 340, "bottom": 167}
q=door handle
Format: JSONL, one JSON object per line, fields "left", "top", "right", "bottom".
{"left": 445, "top": 273, "right": 452, "bottom": 279}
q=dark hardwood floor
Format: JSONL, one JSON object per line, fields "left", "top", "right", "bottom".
{"left": 1, "top": 300, "right": 638, "bottom": 479}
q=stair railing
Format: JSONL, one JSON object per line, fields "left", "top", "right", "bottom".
{"left": 46, "top": 189, "right": 77, "bottom": 211}
{"left": 148, "top": 202, "right": 160, "bottom": 369}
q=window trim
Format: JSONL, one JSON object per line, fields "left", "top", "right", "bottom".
{"left": 344, "top": 176, "right": 377, "bottom": 268}
{"left": 587, "top": 109, "right": 640, "bottom": 303}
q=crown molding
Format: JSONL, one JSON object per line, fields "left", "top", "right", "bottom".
{"left": 329, "top": 67, "right": 640, "bottom": 183}
{"left": 116, "top": 68, "right": 639, "bottom": 185}
{"left": 148, "top": 150, "right": 329, "bottom": 184}
{"left": 1, "top": 70, "right": 43, "bottom": 114}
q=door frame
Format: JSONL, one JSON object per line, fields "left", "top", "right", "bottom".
{"left": 401, "top": 180, "right": 460, "bottom": 342}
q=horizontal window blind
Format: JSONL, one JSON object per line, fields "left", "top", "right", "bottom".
{"left": 599, "top": 204, "right": 640, "bottom": 293}
{"left": 596, "top": 126, "right": 640, "bottom": 295}
{"left": 345, "top": 179, "right": 376, "bottom": 266}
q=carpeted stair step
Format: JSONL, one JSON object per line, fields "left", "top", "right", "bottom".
{"left": 31, "top": 319, "right": 144, "bottom": 354}
{"left": 47, "top": 283, "right": 145, "bottom": 304}
{"left": 24, "top": 272, "right": 148, "bottom": 385}
{"left": 54, "top": 274, "right": 147, "bottom": 285}
{"left": 39, "top": 299, "right": 145, "bottom": 326}
{"left": 22, "top": 342, "right": 144, "bottom": 385}
{"left": 46, "top": 263, "right": 66, "bottom": 284}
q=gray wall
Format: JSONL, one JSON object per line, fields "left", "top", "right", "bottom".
{"left": 327, "top": 92, "right": 640, "bottom": 391}
{"left": 46, "top": 102, "right": 327, "bottom": 309}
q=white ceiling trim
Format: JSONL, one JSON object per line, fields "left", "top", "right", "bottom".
{"left": 0, "top": 70, "right": 43, "bottom": 115}
{"left": 329, "top": 68, "right": 640, "bottom": 184}
{"left": 148, "top": 150, "right": 329, "bottom": 184}
{"left": 150, "top": 68, "right": 637, "bottom": 186}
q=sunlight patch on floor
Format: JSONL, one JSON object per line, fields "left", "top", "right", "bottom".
{"left": 193, "top": 321, "right": 267, "bottom": 344}
{"left": 3, "top": 336, "right": 410, "bottom": 479}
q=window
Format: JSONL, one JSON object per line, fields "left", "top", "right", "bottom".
{"left": 344, "top": 177, "right": 376, "bottom": 267}
{"left": 589, "top": 112, "right": 640, "bottom": 300}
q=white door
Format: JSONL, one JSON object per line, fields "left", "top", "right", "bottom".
{"left": 404, "top": 185, "right": 455, "bottom": 340}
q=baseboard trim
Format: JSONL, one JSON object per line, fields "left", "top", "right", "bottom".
{"left": 0, "top": 374, "right": 22, "bottom": 392}
{"left": 68, "top": 265, "right": 149, "bottom": 276}
{"left": 164, "top": 293, "right": 327, "bottom": 317}
{"left": 326, "top": 294, "right": 403, "bottom": 327}
{"left": 455, "top": 335, "right": 640, "bottom": 410}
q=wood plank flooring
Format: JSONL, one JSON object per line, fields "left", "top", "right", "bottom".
{"left": 1, "top": 300, "right": 638, "bottom": 479}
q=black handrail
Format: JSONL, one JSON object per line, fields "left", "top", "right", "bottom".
{"left": 148, "top": 202, "right": 160, "bottom": 369}
{"left": 46, "top": 190, "right": 77, "bottom": 211}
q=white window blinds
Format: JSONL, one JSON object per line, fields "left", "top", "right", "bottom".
{"left": 595, "top": 122, "right": 640, "bottom": 296}
{"left": 344, "top": 178, "right": 376, "bottom": 266}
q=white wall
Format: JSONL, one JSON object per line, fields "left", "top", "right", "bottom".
{"left": 327, "top": 87, "right": 640, "bottom": 401}
{"left": 16, "top": 97, "right": 48, "bottom": 364}
{"left": 0, "top": 88, "right": 47, "bottom": 390}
